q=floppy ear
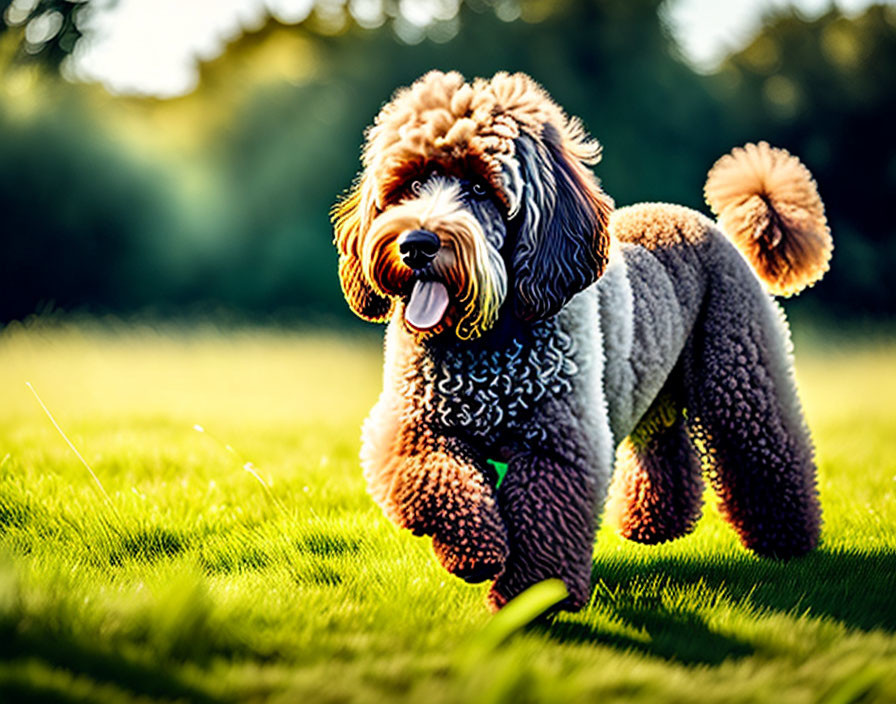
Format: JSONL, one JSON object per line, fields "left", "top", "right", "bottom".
{"left": 332, "top": 180, "right": 394, "bottom": 322}
{"left": 512, "top": 124, "right": 613, "bottom": 321}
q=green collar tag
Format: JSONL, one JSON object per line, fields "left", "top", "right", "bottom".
{"left": 486, "top": 459, "right": 509, "bottom": 489}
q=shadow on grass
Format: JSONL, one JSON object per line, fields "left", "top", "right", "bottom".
{"left": 598, "top": 546, "right": 896, "bottom": 632}
{"left": 537, "top": 546, "right": 895, "bottom": 664}
{"left": 0, "top": 493, "right": 38, "bottom": 530}
{"left": 543, "top": 601, "right": 755, "bottom": 666}
{"left": 0, "top": 629, "right": 224, "bottom": 703}
{"left": 109, "top": 526, "right": 186, "bottom": 565}
{"left": 0, "top": 553, "right": 246, "bottom": 702}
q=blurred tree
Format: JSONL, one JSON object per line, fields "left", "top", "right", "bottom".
{"left": 203, "top": 0, "right": 724, "bottom": 318}
{"left": 716, "top": 5, "right": 896, "bottom": 318}
{"left": 0, "top": 0, "right": 85, "bottom": 69}
{"left": 0, "top": 97, "right": 191, "bottom": 320}
{"left": 0, "top": 0, "right": 892, "bottom": 324}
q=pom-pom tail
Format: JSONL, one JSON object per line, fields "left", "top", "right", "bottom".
{"left": 705, "top": 141, "right": 832, "bottom": 297}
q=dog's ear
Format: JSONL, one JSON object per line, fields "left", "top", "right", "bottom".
{"left": 512, "top": 124, "right": 613, "bottom": 321}
{"left": 332, "top": 180, "right": 394, "bottom": 322}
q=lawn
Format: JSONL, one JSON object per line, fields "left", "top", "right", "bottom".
{"left": 1, "top": 319, "right": 894, "bottom": 703}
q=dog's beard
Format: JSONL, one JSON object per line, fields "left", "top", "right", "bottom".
{"left": 360, "top": 182, "right": 507, "bottom": 340}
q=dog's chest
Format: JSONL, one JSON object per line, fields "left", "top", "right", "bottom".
{"left": 413, "top": 323, "right": 579, "bottom": 442}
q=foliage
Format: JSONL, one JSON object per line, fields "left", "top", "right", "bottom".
{"left": 715, "top": 5, "right": 896, "bottom": 319}
{"left": 0, "top": 98, "right": 197, "bottom": 321}
{"left": 0, "top": 322, "right": 895, "bottom": 702}
{"left": 0, "top": 1, "right": 893, "bottom": 323}
{"left": 0, "top": 0, "right": 83, "bottom": 69}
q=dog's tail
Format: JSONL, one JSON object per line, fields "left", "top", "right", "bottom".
{"left": 704, "top": 141, "right": 832, "bottom": 297}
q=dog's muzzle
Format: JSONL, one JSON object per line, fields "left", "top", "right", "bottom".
{"left": 396, "top": 229, "right": 450, "bottom": 331}
{"left": 398, "top": 229, "right": 440, "bottom": 270}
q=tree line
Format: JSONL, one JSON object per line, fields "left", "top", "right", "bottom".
{"left": 1, "top": 1, "right": 893, "bottom": 324}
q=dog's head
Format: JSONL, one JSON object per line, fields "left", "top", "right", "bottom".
{"left": 333, "top": 70, "right": 613, "bottom": 340}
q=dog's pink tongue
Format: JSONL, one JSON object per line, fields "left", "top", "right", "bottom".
{"left": 405, "top": 280, "right": 449, "bottom": 330}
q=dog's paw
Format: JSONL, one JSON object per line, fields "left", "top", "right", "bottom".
{"left": 432, "top": 533, "right": 505, "bottom": 583}
{"left": 487, "top": 566, "right": 591, "bottom": 613}
{"left": 431, "top": 513, "right": 508, "bottom": 584}
{"left": 389, "top": 479, "right": 445, "bottom": 536}
{"left": 392, "top": 505, "right": 437, "bottom": 537}
{"left": 388, "top": 446, "right": 503, "bottom": 540}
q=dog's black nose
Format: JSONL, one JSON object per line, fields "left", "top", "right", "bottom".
{"left": 398, "top": 229, "right": 440, "bottom": 269}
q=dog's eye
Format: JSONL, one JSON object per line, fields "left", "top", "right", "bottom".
{"left": 410, "top": 180, "right": 423, "bottom": 195}
{"left": 471, "top": 180, "right": 489, "bottom": 199}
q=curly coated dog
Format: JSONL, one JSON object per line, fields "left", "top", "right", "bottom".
{"left": 332, "top": 71, "right": 832, "bottom": 611}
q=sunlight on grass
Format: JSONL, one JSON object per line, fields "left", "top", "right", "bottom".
{"left": 1, "top": 320, "right": 894, "bottom": 702}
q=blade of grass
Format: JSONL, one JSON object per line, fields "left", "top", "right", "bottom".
{"left": 192, "top": 423, "right": 321, "bottom": 584}
{"left": 191, "top": 423, "right": 313, "bottom": 520}
{"left": 456, "top": 579, "right": 569, "bottom": 673}
{"left": 25, "top": 381, "right": 122, "bottom": 528}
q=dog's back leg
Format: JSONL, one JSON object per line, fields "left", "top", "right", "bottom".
{"left": 685, "top": 243, "right": 821, "bottom": 559}
{"left": 605, "top": 363, "right": 704, "bottom": 544}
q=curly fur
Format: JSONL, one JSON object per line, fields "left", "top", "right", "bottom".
{"left": 704, "top": 141, "right": 832, "bottom": 296}
{"left": 333, "top": 71, "right": 826, "bottom": 611}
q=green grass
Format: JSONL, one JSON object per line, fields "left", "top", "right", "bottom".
{"left": 1, "top": 319, "right": 894, "bottom": 703}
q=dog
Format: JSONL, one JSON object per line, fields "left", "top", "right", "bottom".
{"left": 332, "top": 71, "right": 832, "bottom": 611}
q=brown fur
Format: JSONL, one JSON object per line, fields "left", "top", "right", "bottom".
{"left": 611, "top": 202, "right": 716, "bottom": 249}
{"left": 704, "top": 141, "right": 832, "bottom": 296}
{"left": 362, "top": 71, "right": 603, "bottom": 211}
{"left": 333, "top": 70, "right": 613, "bottom": 339}
{"left": 336, "top": 71, "right": 828, "bottom": 611}
{"left": 606, "top": 381, "right": 704, "bottom": 544}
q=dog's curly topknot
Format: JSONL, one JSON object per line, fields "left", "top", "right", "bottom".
{"left": 705, "top": 141, "right": 832, "bottom": 297}
{"left": 362, "top": 70, "right": 603, "bottom": 212}
{"left": 340, "top": 74, "right": 826, "bottom": 611}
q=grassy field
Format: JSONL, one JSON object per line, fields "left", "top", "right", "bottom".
{"left": 1, "top": 320, "right": 894, "bottom": 703}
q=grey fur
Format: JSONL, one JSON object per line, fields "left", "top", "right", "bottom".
{"left": 360, "top": 200, "right": 820, "bottom": 609}
{"left": 337, "top": 72, "right": 823, "bottom": 611}
{"left": 351, "top": 164, "right": 821, "bottom": 611}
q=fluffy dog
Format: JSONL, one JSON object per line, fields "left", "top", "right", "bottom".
{"left": 332, "top": 71, "right": 832, "bottom": 611}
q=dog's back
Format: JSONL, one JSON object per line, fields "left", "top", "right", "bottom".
{"left": 600, "top": 144, "right": 831, "bottom": 557}
{"left": 336, "top": 69, "right": 833, "bottom": 610}
{"left": 600, "top": 202, "right": 717, "bottom": 443}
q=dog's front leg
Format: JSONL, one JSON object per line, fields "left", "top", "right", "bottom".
{"left": 489, "top": 433, "right": 605, "bottom": 611}
{"left": 393, "top": 435, "right": 509, "bottom": 582}
{"left": 362, "top": 397, "right": 509, "bottom": 581}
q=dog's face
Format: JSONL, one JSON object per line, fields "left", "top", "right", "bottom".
{"left": 333, "top": 70, "right": 614, "bottom": 340}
